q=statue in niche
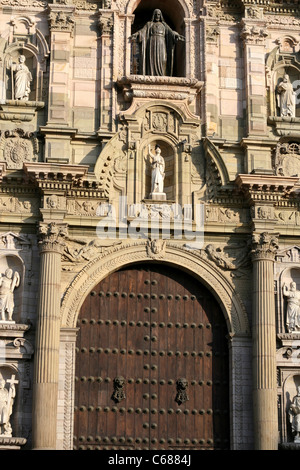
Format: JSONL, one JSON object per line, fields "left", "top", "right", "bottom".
{"left": 148, "top": 144, "right": 166, "bottom": 200}
{"left": 289, "top": 385, "right": 300, "bottom": 443}
{"left": 130, "top": 9, "right": 185, "bottom": 76}
{"left": 283, "top": 282, "right": 300, "bottom": 333}
{"left": 0, "top": 268, "right": 20, "bottom": 322}
{"left": 10, "top": 55, "right": 32, "bottom": 101}
{"left": 277, "top": 74, "right": 296, "bottom": 117}
{"left": 0, "top": 374, "right": 18, "bottom": 437}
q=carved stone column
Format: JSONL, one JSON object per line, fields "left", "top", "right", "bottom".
{"left": 32, "top": 222, "right": 68, "bottom": 450}
{"left": 251, "top": 232, "right": 279, "bottom": 450}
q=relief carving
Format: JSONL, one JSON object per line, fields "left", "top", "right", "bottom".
{"left": 205, "top": 206, "right": 241, "bottom": 223}
{"left": 62, "top": 237, "right": 122, "bottom": 265}
{"left": 1, "top": 129, "right": 38, "bottom": 170}
{"left": 274, "top": 142, "right": 300, "bottom": 177}
{"left": 146, "top": 239, "right": 166, "bottom": 260}
{"left": 204, "top": 242, "right": 250, "bottom": 273}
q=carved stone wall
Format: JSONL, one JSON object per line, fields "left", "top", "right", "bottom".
{"left": 0, "top": 0, "right": 300, "bottom": 451}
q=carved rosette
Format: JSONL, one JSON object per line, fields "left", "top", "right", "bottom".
{"left": 38, "top": 222, "right": 68, "bottom": 254}
{"left": 251, "top": 232, "right": 279, "bottom": 262}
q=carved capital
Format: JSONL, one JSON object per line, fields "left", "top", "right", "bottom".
{"left": 240, "top": 22, "right": 268, "bottom": 45}
{"left": 49, "top": 8, "right": 75, "bottom": 36}
{"left": 38, "top": 222, "right": 68, "bottom": 254}
{"left": 99, "top": 12, "right": 114, "bottom": 36}
{"left": 251, "top": 232, "right": 279, "bottom": 262}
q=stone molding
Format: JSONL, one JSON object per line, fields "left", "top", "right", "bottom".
{"left": 60, "top": 240, "right": 250, "bottom": 335}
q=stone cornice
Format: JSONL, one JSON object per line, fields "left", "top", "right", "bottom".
{"left": 235, "top": 174, "right": 299, "bottom": 203}
{"left": 23, "top": 162, "right": 89, "bottom": 192}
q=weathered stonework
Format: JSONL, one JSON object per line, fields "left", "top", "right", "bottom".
{"left": 0, "top": 0, "right": 299, "bottom": 451}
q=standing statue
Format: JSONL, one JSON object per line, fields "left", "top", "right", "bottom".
{"left": 10, "top": 55, "right": 32, "bottom": 101}
{"left": 277, "top": 74, "right": 296, "bottom": 117}
{"left": 130, "top": 9, "right": 185, "bottom": 76}
{"left": 289, "top": 385, "right": 300, "bottom": 443}
{"left": 0, "top": 268, "right": 20, "bottom": 322}
{"left": 0, "top": 374, "right": 18, "bottom": 437}
{"left": 283, "top": 282, "right": 300, "bottom": 333}
{"left": 148, "top": 144, "right": 166, "bottom": 198}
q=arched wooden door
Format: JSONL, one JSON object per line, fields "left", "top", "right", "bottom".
{"left": 73, "top": 264, "right": 230, "bottom": 450}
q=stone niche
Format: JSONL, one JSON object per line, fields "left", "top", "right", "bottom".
{"left": 0, "top": 15, "right": 48, "bottom": 123}
{"left": 267, "top": 39, "right": 300, "bottom": 136}
{"left": 279, "top": 373, "right": 300, "bottom": 449}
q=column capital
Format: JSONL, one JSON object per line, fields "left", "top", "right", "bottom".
{"left": 251, "top": 231, "right": 279, "bottom": 262}
{"left": 38, "top": 222, "right": 68, "bottom": 254}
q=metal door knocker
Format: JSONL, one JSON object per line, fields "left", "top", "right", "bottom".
{"left": 111, "top": 376, "right": 126, "bottom": 403}
{"left": 175, "top": 378, "right": 189, "bottom": 405}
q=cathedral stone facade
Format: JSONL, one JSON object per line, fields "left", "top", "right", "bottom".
{"left": 0, "top": 0, "right": 300, "bottom": 451}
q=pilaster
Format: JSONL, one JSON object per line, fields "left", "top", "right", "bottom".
{"left": 27, "top": 162, "right": 88, "bottom": 449}
{"left": 240, "top": 9, "right": 270, "bottom": 172}
{"left": 42, "top": 4, "right": 76, "bottom": 163}
{"left": 235, "top": 173, "right": 299, "bottom": 450}
{"left": 97, "top": 8, "right": 115, "bottom": 137}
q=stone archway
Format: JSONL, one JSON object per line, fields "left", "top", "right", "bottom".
{"left": 58, "top": 241, "right": 251, "bottom": 450}
{"left": 61, "top": 241, "right": 249, "bottom": 334}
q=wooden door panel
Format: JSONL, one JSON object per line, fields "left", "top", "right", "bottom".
{"left": 73, "top": 264, "right": 229, "bottom": 450}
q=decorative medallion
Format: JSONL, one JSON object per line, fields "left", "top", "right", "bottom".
{"left": 2, "top": 129, "right": 37, "bottom": 169}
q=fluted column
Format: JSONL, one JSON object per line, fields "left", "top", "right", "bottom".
{"left": 32, "top": 222, "right": 68, "bottom": 450}
{"left": 251, "top": 232, "right": 278, "bottom": 450}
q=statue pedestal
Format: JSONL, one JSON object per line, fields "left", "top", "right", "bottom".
{"left": 0, "top": 437, "right": 27, "bottom": 450}
{"left": 149, "top": 193, "right": 166, "bottom": 201}
{"left": 0, "top": 100, "right": 44, "bottom": 122}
